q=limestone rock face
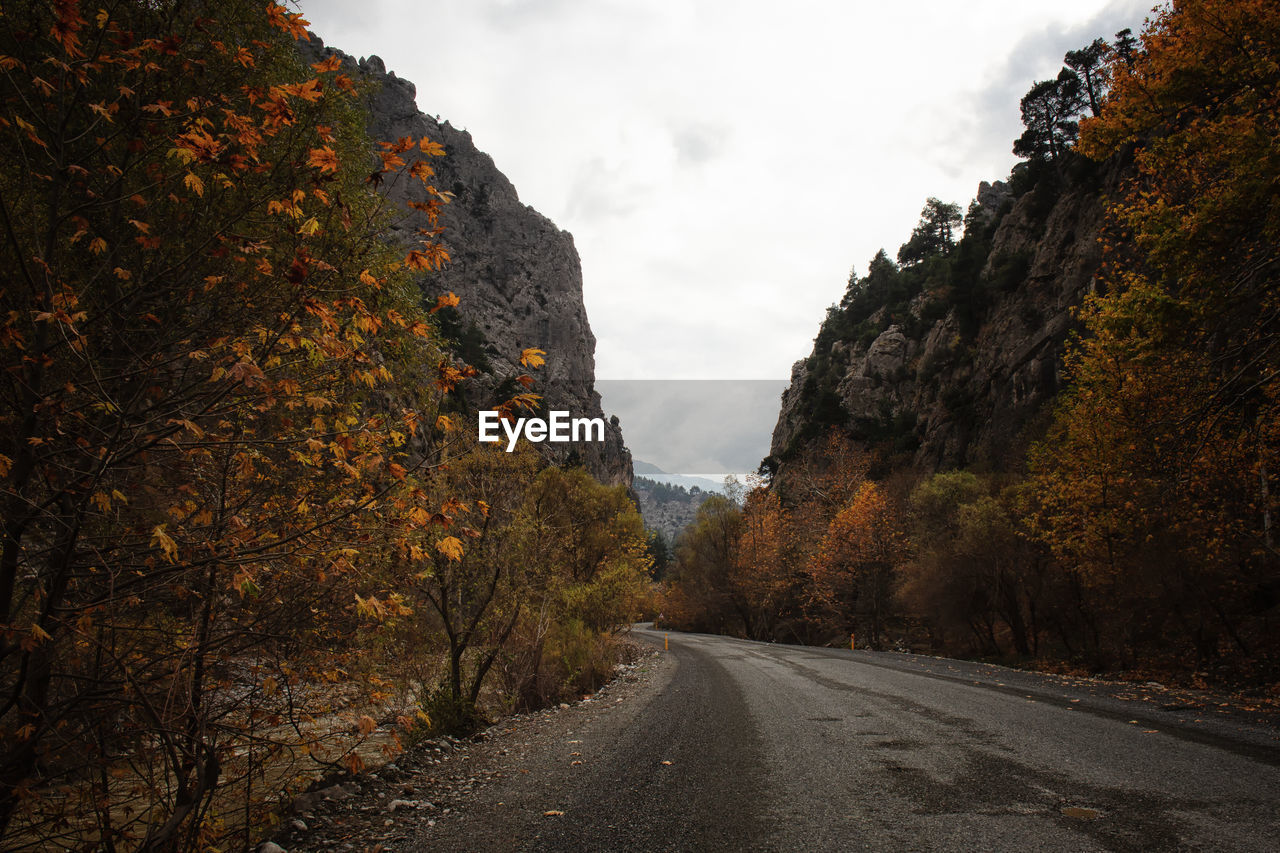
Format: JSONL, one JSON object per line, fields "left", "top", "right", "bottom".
{"left": 972, "top": 180, "right": 1010, "bottom": 226}
{"left": 862, "top": 326, "right": 911, "bottom": 379}
{"left": 771, "top": 159, "right": 1126, "bottom": 473}
{"left": 836, "top": 325, "right": 919, "bottom": 425}
{"left": 309, "top": 40, "right": 631, "bottom": 486}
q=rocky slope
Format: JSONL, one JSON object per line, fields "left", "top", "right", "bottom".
{"left": 633, "top": 476, "right": 714, "bottom": 542}
{"left": 770, "top": 158, "right": 1127, "bottom": 474}
{"left": 308, "top": 38, "right": 632, "bottom": 487}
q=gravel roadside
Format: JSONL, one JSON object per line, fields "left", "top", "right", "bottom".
{"left": 264, "top": 642, "right": 669, "bottom": 853}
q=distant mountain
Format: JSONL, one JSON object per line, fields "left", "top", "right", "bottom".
{"left": 633, "top": 475, "right": 714, "bottom": 542}
{"left": 632, "top": 460, "right": 725, "bottom": 494}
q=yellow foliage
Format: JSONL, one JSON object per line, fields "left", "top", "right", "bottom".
{"left": 435, "top": 536, "right": 464, "bottom": 562}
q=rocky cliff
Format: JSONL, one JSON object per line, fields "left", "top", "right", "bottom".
{"left": 308, "top": 38, "right": 632, "bottom": 487}
{"left": 770, "top": 157, "right": 1126, "bottom": 475}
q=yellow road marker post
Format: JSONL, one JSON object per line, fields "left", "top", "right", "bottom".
{"left": 664, "top": 633, "right": 669, "bottom": 650}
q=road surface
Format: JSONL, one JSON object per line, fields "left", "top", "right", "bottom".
{"left": 415, "top": 626, "right": 1280, "bottom": 851}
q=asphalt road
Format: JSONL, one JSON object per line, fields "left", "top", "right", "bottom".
{"left": 417, "top": 627, "right": 1280, "bottom": 852}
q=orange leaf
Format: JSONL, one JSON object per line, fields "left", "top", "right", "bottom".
{"left": 429, "top": 291, "right": 460, "bottom": 313}
{"left": 409, "top": 160, "right": 435, "bottom": 183}
{"left": 404, "top": 250, "right": 433, "bottom": 271}
{"left": 307, "top": 146, "right": 340, "bottom": 174}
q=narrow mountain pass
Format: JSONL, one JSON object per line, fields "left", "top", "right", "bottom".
{"left": 413, "top": 628, "right": 1280, "bottom": 852}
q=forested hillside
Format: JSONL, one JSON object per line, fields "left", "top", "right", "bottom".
{"left": 633, "top": 475, "right": 712, "bottom": 539}
{"left": 0, "top": 3, "right": 646, "bottom": 848}
{"left": 663, "top": 0, "right": 1280, "bottom": 692}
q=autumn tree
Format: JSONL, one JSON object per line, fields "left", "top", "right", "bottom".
{"left": 774, "top": 430, "right": 871, "bottom": 515}
{"left": 406, "top": 444, "right": 539, "bottom": 733}
{"left": 399, "top": 449, "right": 650, "bottom": 731}
{"left": 903, "top": 473, "right": 1051, "bottom": 657}
{"left": 500, "top": 466, "right": 650, "bottom": 710}
{"left": 0, "top": 1, "right": 456, "bottom": 846}
{"left": 1030, "top": 0, "right": 1280, "bottom": 672}
{"left": 734, "top": 488, "right": 798, "bottom": 641}
{"left": 809, "top": 482, "right": 906, "bottom": 649}
{"left": 664, "top": 433, "right": 905, "bottom": 646}
{"left": 519, "top": 466, "right": 649, "bottom": 600}
{"left": 738, "top": 433, "right": 877, "bottom": 644}
{"left": 661, "top": 497, "right": 744, "bottom": 635}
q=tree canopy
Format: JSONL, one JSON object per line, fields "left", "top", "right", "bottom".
{"left": 0, "top": 2, "right": 646, "bottom": 847}
{"left": 897, "top": 198, "right": 963, "bottom": 266}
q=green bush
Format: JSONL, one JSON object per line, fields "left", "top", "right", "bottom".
{"left": 419, "top": 685, "right": 486, "bottom": 737}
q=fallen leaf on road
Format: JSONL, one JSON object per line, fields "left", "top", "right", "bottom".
{"left": 544, "top": 810, "right": 565, "bottom": 816}
{"left": 1061, "top": 806, "right": 1100, "bottom": 820}
{"left": 661, "top": 760, "right": 673, "bottom": 766}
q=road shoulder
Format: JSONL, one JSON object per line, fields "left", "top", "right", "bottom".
{"left": 265, "top": 644, "right": 671, "bottom": 852}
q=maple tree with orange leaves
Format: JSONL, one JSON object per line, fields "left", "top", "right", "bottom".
{"left": 0, "top": 3, "right": 651, "bottom": 846}
{"left": 0, "top": 1, "right": 480, "bottom": 847}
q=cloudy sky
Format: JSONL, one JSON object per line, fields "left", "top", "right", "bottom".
{"left": 298, "top": 0, "right": 1153, "bottom": 473}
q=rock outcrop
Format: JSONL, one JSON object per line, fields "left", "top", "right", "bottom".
{"left": 771, "top": 158, "right": 1126, "bottom": 474}
{"left": 308, "top": 39, "right": 631, "bottom": 487}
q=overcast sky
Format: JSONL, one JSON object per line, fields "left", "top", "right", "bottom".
{"left": 298, "top": 0, "right": 1153, "bottom": 473}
